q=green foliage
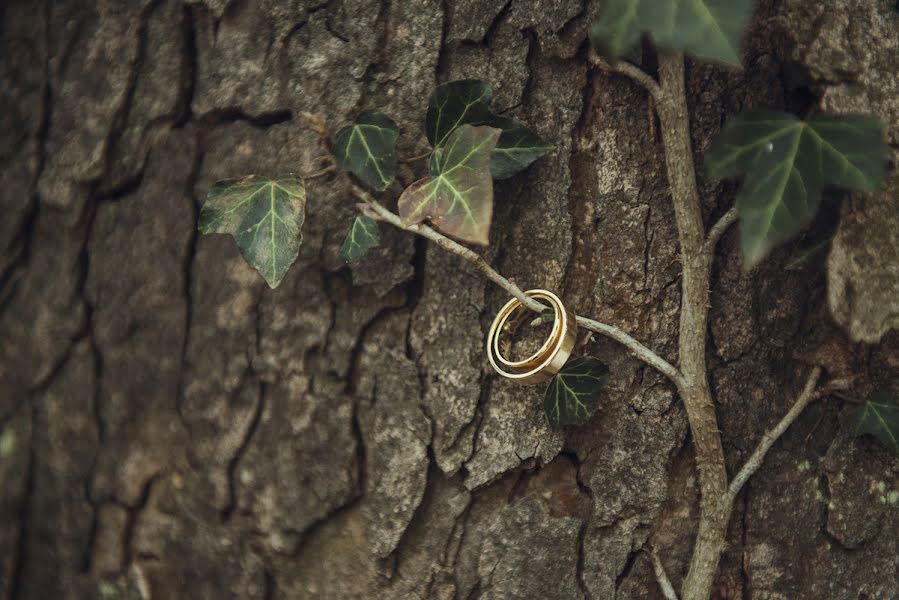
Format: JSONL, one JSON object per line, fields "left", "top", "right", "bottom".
{"left": 425, "top": 80, "right": 550, "bottom": 180}
{"left": 783, "top": 238, "right": 831, "bottom": 271}
{"left": 201, "top": 80, "right": 551, "bottom": 287}
{"left": 199, "top": 175, "right": 306, "bottom": 288}
{"left": 399, "top": 80, "right": 550, "bottom": 239}
{"left": 426, "top": 80, "right": 493, "bottom": 148}
{"left": 340, "top": 215, "right": 381, "bottom": 262}
{"left": 398, "top": 125, "right": 501, "bottom": 245}
{"left": 544, "top": 357, "right": 609, "bottom": 429}
{"left": 0, "top": 427, "right": 15, "bottom": 459}
{"left": 853, "top": 391, "right": 899, "bottom": 454}
{"left": 333, "top": 111, "right": 399, "bottom": 190}
{"left": 488, "top": 116, "right": 553, "bottom": 180}
{"left": 589, "top": 0, "right": 752, "bottom": 65}
{"left": 705, "top": 110, "right": 887, "bottom": 269}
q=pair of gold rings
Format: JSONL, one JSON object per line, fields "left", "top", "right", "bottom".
{"left": 487, "top": 289, "right": 577, "bottom": 384}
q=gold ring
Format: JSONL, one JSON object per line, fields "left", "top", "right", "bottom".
{"left": 493, "top": 293, "right": 562, "bottom": 370}
{"left": 486, "top": 289, "right": 576, "bottom": 385}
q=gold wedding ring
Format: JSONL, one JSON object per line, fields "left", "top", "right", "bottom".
{"left": 487, "top": 289, "right": 576, "bottom": 385}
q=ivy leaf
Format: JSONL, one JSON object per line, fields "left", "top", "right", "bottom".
{"left": 488, "top": 116, "right": 552, "bottom": 179}
{"left": 852, "top": 390, "right": 899, "bottom": 454}
{"left": 398, "top": 124, "right": 500, "bottom": 245}
{"left": 199, "top": 175, "right": 306, "bottom": 288}
{"left": 588, "top": 0, "right": 752, "bottom": 66}
{"left": 333, "top": 110, "right": 399, "bottom": 190}
{"left": 426, "top": 79, "right": 493, "bottom": 148}
{"left": 544, "top": 357, "right": 609, "bottom": 429}
{"left": 784, "top": 238, "right": 831, "bottom": 271}
{"left": 340, "top": 215, "right": 380, "bottom": 263}
{"left": 705, "top": 110, "right": 887, "bottom": 269}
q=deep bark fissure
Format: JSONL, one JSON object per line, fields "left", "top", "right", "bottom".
{"left": 739, "top": 490, "right": 751, "bottom": 600}
{"left": 575, "top": 521, "right": 592, "bottom": 600}
{"left": 561, "top": 55, "right": 602, "bottom": 319}
{"left": 220, "top": 380, "right": 266, "bottom": 522}
{"left": 120, "top": 474, "right": 160, "bottom": 571}
{"left": 96, "top": 0, "right": 161, "bottom": 195}
{"left": 0, "top": 0, "right": 51, "bottom": 297}
{"left": 7, "top": 403, "right": 36, "bottom": 600}
{"left": 173, "top": 131, "right": 203, "bottom": 427}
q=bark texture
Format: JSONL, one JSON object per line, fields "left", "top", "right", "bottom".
{"left": 1, "top": 1, "right": 897, "bottom": 599}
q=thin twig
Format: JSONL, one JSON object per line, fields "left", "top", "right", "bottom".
{"left": 350, "top": 184, "right": 684, "bottom": 386}
{"left": 649, "top": 549, "right": 680, "bottom": 600}
{"left": 704, "top": 206, "right": 738, "bottom": 254}
{"left": 304, "top": 164, "right": 337, "bottom": 180}
{"left": 399, "top": 151, "right": 431, "bottom": 164}
{"left": 726, "top": 367, "right": 839, "bottom": 503}
{"left": 588, "top": 51, "right": 664, "bottom": 105}
{"left": 574, "top": 315, "right": 684, "bottom": 387}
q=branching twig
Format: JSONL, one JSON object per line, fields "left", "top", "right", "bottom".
{"left": 588, "top": 52, "right": 664, "bottom": 105}
{"left": 704, "top": 206, "right": 738, "bottom": 254}
{"left": 350, "top": 184, "right": 684, "bottom": 386}
{"left": 650, "top": 549, "right": 680, "bottom": 600}
{"left": 727, "top": 369, "right": 852, "bottom": 503}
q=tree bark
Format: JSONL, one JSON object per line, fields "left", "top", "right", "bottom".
{"left": 1, "top": 1, "right": 897, "bottom": 599}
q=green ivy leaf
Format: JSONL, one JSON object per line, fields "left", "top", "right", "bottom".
{"left": 544, "top": 357, "right": 609, "bottom": 429}
{"left": 783, "top": 238, "right": 831, "bottom": 271}
{"left": 426, "top": 80, "right": 493, "bottom": 148}
{"left": 340, "top": 215, "right": 381, "bottom": 263}
{"left": 398, "top": 124, "right": 500, "bottom": 245}
{"left": 488, "top": 116, "right": 552, "bottom": 179}
{"left": 199, "top": 175, "right": 306, "bottom": 289}
{"left": 588, "top": 0, "right": 752, "bottom": 66}
{"left": 852, "top": 390, "right": 899, "bottom": 454}
{"left": 705, "top": 110, "right": 887, "bottom": 269}
{"left": 333, "top": 110, "right": 399, "bottom": 190}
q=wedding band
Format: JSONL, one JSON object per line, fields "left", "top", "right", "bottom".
{"left": 493, "top": 293, "right": 562, "bottom": 370}
{"left": 486, "top": 289, "right": 576, "bottom": 385}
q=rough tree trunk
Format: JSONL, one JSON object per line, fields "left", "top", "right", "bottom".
{"left": 1, "top": 1, "right": 896, "bottom": 599}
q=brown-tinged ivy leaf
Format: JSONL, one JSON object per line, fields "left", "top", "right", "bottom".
{"left": 589, "top": 0, "right": 752, "bottom": 66}
{"left": 853, "top": 390, "right": 899, "bottom": 455}
{"left": 340, "top": 215, "right": 380, "bottom": 262}
{"left": 398, "top": 124, "right": 500, "bottom": 245}
{"left": 333, "top": 110, "right": 399, "bottom": 190}
{"left": 426, "top": 79, "right": 493, "bottom": 148}
{"left": 706, "top": 110, "right": 888, "bottom": 269}
{"left": 544, "top": 357, "right": 609, "bottom": 429}
{"left": 488, "top": 115, "right": 552, "bottom": 179}
{"left": 198, "top": 175, "right": 306, "bottom": 288}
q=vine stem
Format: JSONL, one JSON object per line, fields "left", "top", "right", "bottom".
{"left": 349, "top": 184, "right": 684, "bottom": 386}
{"left": 705, "top": 206, "right": 738, "bottom": 253}
{"left": 588, "top": 52, "right": 663, "bottom": 104}
{"left": 640, "top": 53, "right": 832, "bottom": 600}
{"left": 652, "top": 52, "right": 730, "bottom": 600}
{"left": 650, "top": 549, "right": 680, "bottom": 600}
{"left": 726, "top": 369, "right": 822, "bottom": 501}
{"left": 727, "top": 371, "right": 853, "bottom": 503}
